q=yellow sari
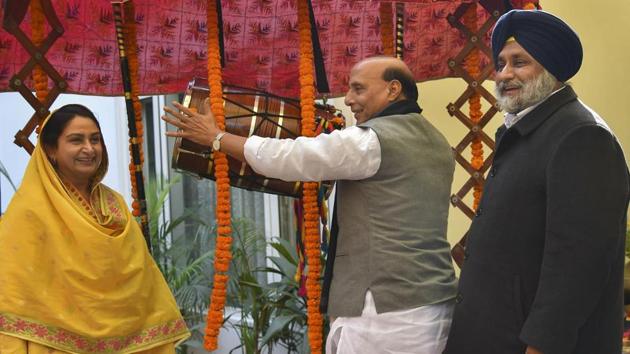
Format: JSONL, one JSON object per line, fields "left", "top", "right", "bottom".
{"left": 0, "top": 133, "right": 190, "bottom": 352}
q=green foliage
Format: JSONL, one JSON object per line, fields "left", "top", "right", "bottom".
{"left": 145, "top": 176, "right": 215, "bottom": 352}
{"left": 146, "top": 177, "right": 309, "bottom": 354}
{"left": 226, "top": 220, "right": 308, "bottom": 354}
{"left": 0, "top": 160, "right": 17, "bottom": 192}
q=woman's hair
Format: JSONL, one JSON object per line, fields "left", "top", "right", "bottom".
{"left": 41, "top": 104, "right": 102, "bottom": 149}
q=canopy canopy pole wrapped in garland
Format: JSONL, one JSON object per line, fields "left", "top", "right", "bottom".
{"left": 298, "top": 0, "right": 324, "bottom": 352}
{"left": 31, "top": 0, "right": 48, "bottom": 130}
{"left": 379, "top": 2, "right": 394, "bottom": 57}
{"left": 111, "top": 0, "right": 150, "bottom": 245}
{"left": 201, "top": 1, "right": 324, "bottom": 351}
{"left": 203, "top": 0, "right": 232, "bottom": 351}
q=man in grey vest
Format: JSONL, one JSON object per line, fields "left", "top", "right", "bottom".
{"left": 163, "top": 56, "right": 458, "bottom": 353}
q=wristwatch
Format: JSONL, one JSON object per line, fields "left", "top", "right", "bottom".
{"left": 212, "top": 131, "right": 227, "bottom": 151}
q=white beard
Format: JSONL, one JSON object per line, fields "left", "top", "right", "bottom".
{"left": 495, "top": 70, "right": 558, "bottom": 114}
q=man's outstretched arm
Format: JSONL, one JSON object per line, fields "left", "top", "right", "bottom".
{"left": 162, "top": 99, "right": 247, "bottom": 162}
{"left": 161, "top": 99, "right": 381, "bottom": 182}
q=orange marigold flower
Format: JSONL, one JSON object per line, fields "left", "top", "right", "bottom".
{"left": 204, "top": 1, "right": 232, "bottom": 351}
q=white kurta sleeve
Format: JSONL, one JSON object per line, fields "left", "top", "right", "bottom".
{"left": 243, "top": 126, "right": 381, "bottom": 182}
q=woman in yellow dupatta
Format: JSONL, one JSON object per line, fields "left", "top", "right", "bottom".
{"left": 0, "top": 104, "right": 190, "bottom": 353}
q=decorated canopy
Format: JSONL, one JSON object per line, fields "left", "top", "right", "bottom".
{"left": 0, "top": 0, "right": 535, "bottom": 98}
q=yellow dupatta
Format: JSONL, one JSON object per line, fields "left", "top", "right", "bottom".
{"left": 0, "top": 136, "right": 189, "bottom": 352}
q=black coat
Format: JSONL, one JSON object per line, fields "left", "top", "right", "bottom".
{"left": 443, "top": 86, "right": 630, "bottom": 354}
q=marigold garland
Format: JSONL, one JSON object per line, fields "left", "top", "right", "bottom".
{"left": 523, "top": 2, "right": 537, "bottom": 10}
{"left": 298, "top": 0, "right": 323, "bottom": 353}
{"left": 30, "top": 0, "right": 48, "bottom": 133}
{"left": 463, "top": 3, "right": 484, "bottom": 210}
{"left": 121, "top": 2, "right": 145, "bottom": 218}
{"left": 379, "top": 2, "right": 394, "bottom": 57}
{"left": 203, "top": 0, "right": 233, "bottom": 351}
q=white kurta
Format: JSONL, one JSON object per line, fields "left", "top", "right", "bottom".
{"left": 244, "top": 126, "right": 454, "bottom": 354}
{"left": 244, "top": 126, "right": 381, "bottom": 181}
{"left": 328, "top": 292, "right": 453, "bottom": 354}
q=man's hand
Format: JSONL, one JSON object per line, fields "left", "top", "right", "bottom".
{"left": 526, "top": 345, "right": 543, "bottom": 354}
{"left": 162, "top": 98, "right": 220, "bottom": 146}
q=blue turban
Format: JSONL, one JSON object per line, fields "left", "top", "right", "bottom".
{"left": 491, "top": 10, "right": 582, "bottom": 82}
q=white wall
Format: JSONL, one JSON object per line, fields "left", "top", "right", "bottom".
{"left": 0, "top": 92, "right": 131, "bottom": 213}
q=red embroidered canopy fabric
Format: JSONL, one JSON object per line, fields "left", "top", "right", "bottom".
{"left": 0, "top": 0, "right": 535, "bottom": 98}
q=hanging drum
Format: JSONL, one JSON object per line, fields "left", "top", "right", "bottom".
{"left": 171, "top": 78, "right": 345, "bottom": 198}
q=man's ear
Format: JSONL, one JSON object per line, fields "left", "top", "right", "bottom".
{"left": 387, "top": 80, "right": 403, "bottom": 101}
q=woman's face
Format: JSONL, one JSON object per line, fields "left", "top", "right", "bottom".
{"left": 49, "top": 116, "right": 103, "bottom": 184}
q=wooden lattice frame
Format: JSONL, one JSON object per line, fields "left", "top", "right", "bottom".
{"left": 3, "top": 0, "right": 66, "bottom": 154}
{"left": 446, "top": 3, "right": 502, "bottom": 220}
{"left": 446, "top": 2, "right": 506, "bottom": 266}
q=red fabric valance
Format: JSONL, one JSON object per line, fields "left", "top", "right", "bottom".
{"left": 0, "top": 0, "right": 535, "bottom": 98}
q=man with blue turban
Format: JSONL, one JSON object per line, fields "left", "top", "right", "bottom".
{"left": 443, "top": 9, "right": 629, "bottom": 354}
